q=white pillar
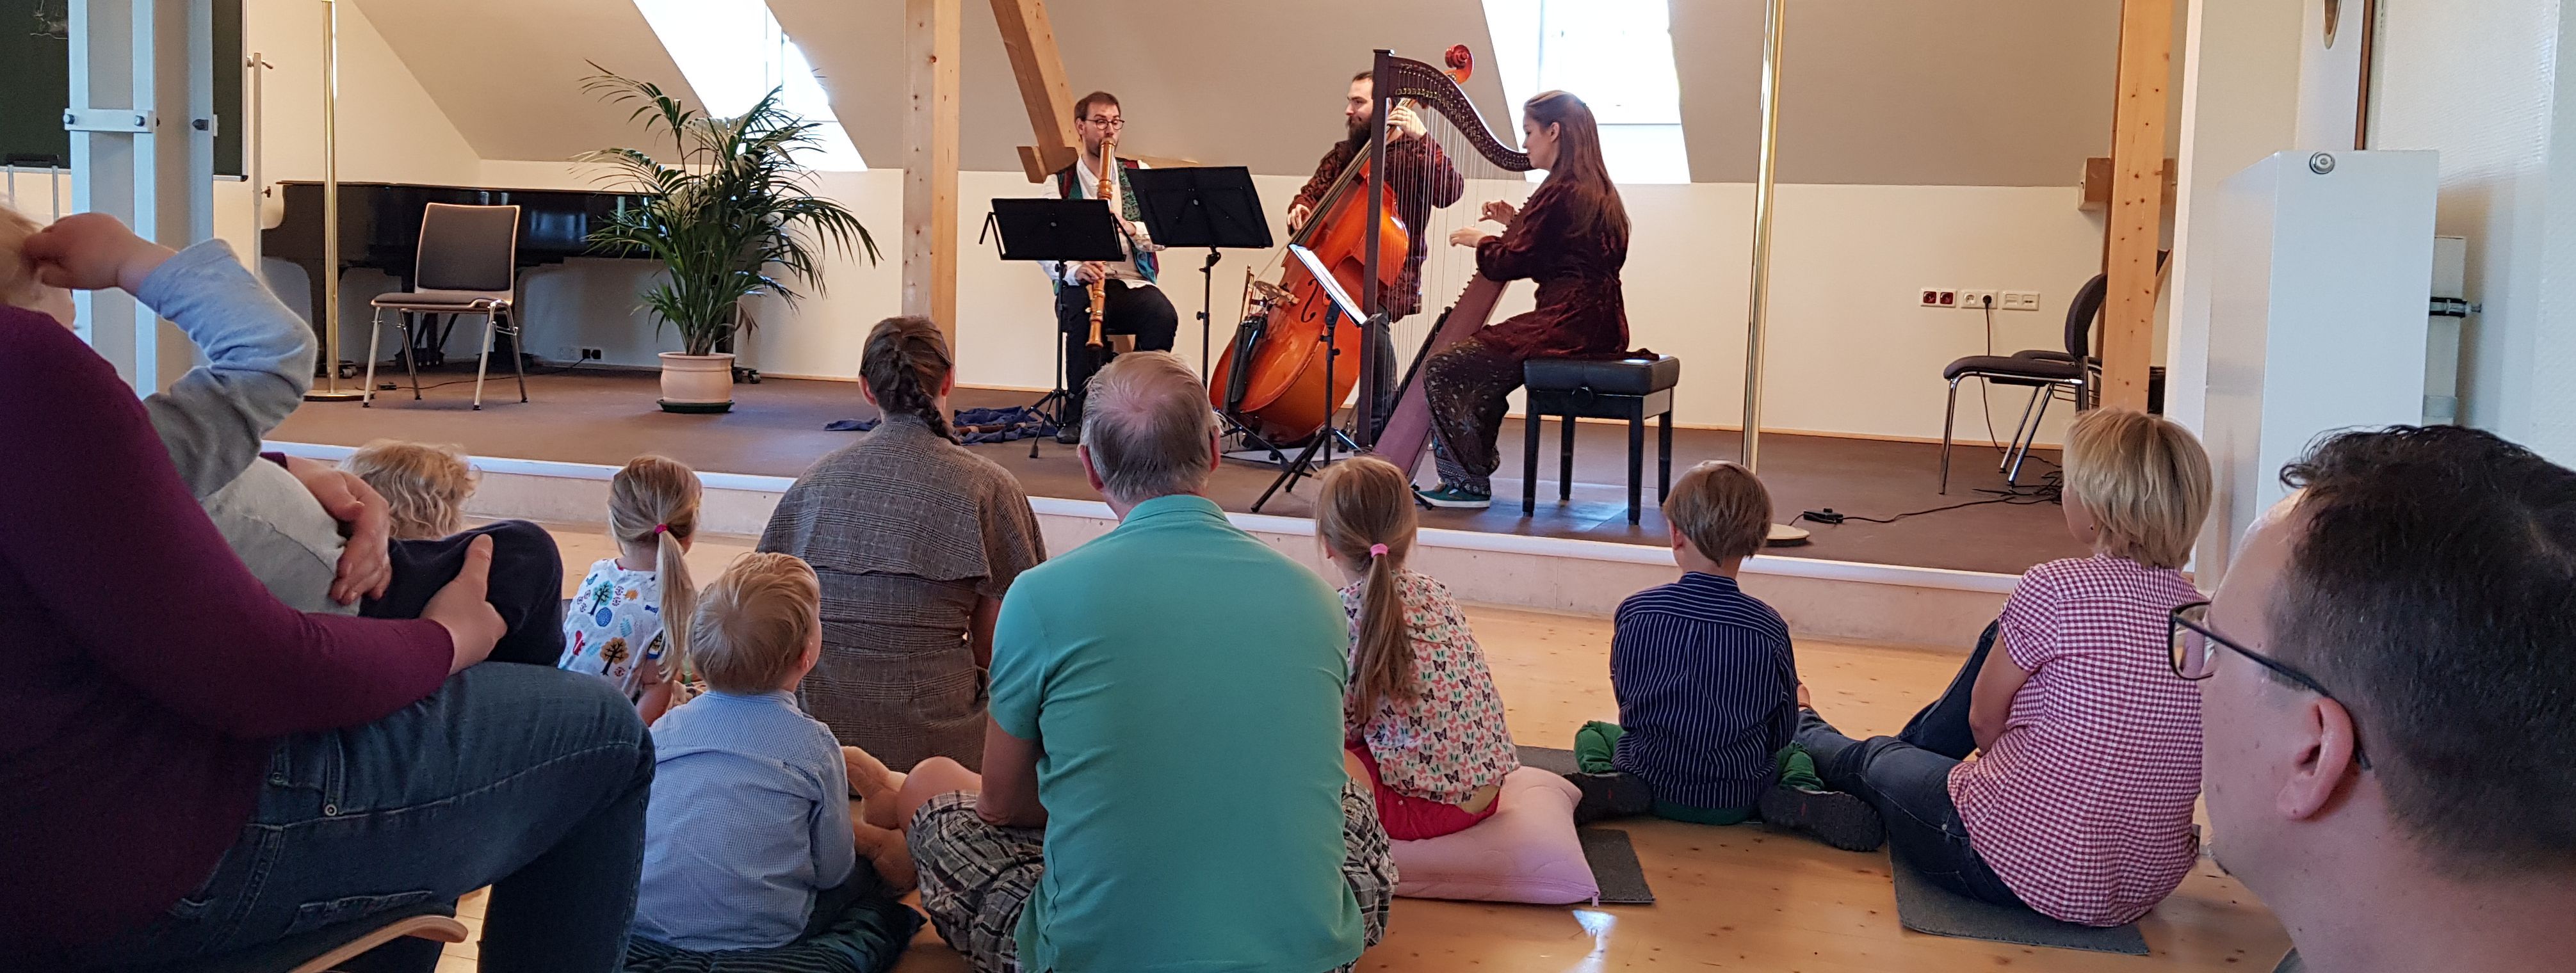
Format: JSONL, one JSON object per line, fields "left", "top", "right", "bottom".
{"left": 67, "top": 0, "right": 217, "bottom": 392}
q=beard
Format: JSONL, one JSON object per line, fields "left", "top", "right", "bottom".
{"left": 1343, "top": 114, "right": 1372, "bottom": 147}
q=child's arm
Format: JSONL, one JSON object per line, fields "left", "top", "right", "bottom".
{"left": 29, "top": 215, "right": 316, "bottom": 500}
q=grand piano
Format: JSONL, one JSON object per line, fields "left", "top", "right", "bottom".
{"left": 261, "top": 181, "right": 653, "bottom": 364}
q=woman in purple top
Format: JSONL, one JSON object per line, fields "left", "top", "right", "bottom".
{"left": 1, "top": 219, "right": 654, "bottom": 970}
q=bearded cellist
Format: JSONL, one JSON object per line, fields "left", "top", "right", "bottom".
{"left": 1284, "top": 70, "right": 1464, "bottom": 435}
{"left": 1415, "top": 91, "right": 1630, "bottom": 509}
{"left": 1041, "top": 92, "right": 1179, "bottom": 446}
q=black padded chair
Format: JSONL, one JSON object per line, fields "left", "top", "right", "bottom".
{"left": 364, "top": 202, "right": 526, "bottom": 410}
{"left": 1521, "top": 354, "right": 1681, "bottom": 525}
{"left": 1938, "top": 274, "right": 2103, "bottom": 494}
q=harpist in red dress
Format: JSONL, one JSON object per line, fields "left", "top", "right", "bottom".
{"left": 1420, "top": 91, "right": 1630, "bottom": 506}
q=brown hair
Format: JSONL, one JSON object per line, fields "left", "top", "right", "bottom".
{"left": 340, "top": 440, "right": 473, "bottom": 540}
{"left": 1351, "top": 69, "right": 1375, "bottom": 84}
{"left": 1316, "top": 456, "right": 1420, "bottom": 723}
{"left": 861, "top": 316, "right": 953, "bottom": 440}
{"left": 2063, "top": 408, "right": 2212, "bottom": 570}
{"left": 609, "top": 455, "right": 702, "bottom": 679}
{"left": 1081, "top": 351, "right": 1215, "bottom": 504}
{"left": 1074, "top": 91, "right": 1121, "bottom": 121}
{"left": 1523, "top": 91, "right": 1629, "bottom": 240}
{"left": 1664, "top": 461, "right": 1771, "bottom": 563}
{"left": 690, "top": 552, "right": 820, "bottom": 695}
{"left": 0, "top": 203, "right": 46, "bottom": 309}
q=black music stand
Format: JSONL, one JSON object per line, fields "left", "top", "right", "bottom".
{"left": 1123, "top": 166, "right": 1272, "bottom": 382}
{"left": 1250, "top": 244, "right": 1377, "bottom": 513}
{"left": 982, "top": 198, "right": 1126, "bottom": 457}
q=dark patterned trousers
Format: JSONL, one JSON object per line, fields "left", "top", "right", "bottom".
{"left": 1423, "top": 336, "right": 1527, "bottom": 494}
{"left": 907, "top": 781, "right": 1397, "bottom": 973}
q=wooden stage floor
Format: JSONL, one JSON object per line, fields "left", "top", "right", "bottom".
{"left": 272, "top": 368, "right": 2086, "bottom": 575}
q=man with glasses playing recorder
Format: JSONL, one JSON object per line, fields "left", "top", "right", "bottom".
{"left": 2182, "top": 426, "right": 2576, "bottom": 973}
{"left": 1041, "top": 91, "right": 1179, "bottom": 445}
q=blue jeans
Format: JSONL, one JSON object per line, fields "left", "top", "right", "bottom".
{"left": 79, "top": 664, "right": 654, "bottom": 972}
{"left": 1795, "top": 622, "right": 2025, "bottom": 910}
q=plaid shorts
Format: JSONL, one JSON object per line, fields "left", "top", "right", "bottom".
{"left": 908, "top": 781, "right": 1398, "bottom": 973}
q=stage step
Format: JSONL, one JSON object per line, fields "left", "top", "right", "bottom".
{"left": 270, "top": 441, "right": 2015, "bottom": 650}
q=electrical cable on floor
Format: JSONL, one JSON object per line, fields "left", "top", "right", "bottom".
{"left": 1795, "top": 470, "right": 2062, "bottom": 527}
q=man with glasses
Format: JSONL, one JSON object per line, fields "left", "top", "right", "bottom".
{"left": 2189, "top": 426, "right": 2576, "bottom": 973}
{"left": 1042, "top": 91, "right": 1179, "bottom": 445}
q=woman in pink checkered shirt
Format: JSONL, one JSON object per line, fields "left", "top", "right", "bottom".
{"left": 1796, "top": 409, "right": 2212, "bottom": 927}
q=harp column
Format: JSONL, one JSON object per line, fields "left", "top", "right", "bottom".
{"left": 1739, "top": 0, "right": 1805, "bottom": 543}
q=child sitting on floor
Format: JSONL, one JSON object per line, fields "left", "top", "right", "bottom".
{"left": 628, "top": 552, "right": 922, "bottom": 970}
{"left": 340, "top": 439, "right": 473, "bottom": 540}
{"left": 1566, "top": 460, "right": 1883, "bottom": 851}
{"left": 1316, "top": 456, "right": 1520, "bottom": 840}
{"left": 562, "top": 454, "right": 700, "bottom": 723}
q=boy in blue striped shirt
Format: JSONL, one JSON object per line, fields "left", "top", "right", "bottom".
{"left": 1566, "top": 462, "right": 1883, "bottom": 851}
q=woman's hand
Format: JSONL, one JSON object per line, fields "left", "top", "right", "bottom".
{"left": 423, "top": 535, "right": 503, "bottom": 673}
{"left": 1447, "top": 227, "right": 1495, "bottom": 248}
{"left": 22, "top": 212, "right": 177, "bottom": 293}
{"left": 282, "top": 456, "right": 393, "bottom": 604}
{"left": 1480, "top": 199, "right": 1518, "bottom": 225}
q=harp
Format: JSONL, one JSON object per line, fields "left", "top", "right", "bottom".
{"left": 1357, "top": 47, "right": 1536, "bottom": 479}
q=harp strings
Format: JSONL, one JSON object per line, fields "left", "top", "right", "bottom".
{"left": 1389, "top": 107, "right": 1519, "bottom": 380}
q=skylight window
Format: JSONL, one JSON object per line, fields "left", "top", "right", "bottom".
{"left": 631, "top": 0, "right": 865, "bottom": 171}
{"left": 1482, "top": 0, "right": 1691, "bottom": 184}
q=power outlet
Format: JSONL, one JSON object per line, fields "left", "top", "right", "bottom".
{"left": 1957, "top": 290, "right": 1998, "bottom": 311}
{"left": 1920, "top": 288, "right": 1957, "bottom": 308}
{"left": 578, "top": 346, "right": 605, "bottom": 360}
{"left": 2000, "top": 290, "right": 2042, "bottom": 311}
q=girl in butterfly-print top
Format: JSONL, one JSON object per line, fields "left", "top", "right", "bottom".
{"left": 560, "top": 454, "right": 701, "bottom": 723}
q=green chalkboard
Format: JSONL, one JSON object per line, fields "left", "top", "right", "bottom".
{"left": 0, "top": 0, "right": 244, "bottom": 177}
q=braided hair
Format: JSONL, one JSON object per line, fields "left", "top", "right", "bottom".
{"left": 861, "top": 316, "right": 956, "bottom": 440}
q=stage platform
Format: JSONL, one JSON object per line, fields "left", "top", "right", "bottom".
{"left": 271, "top": 367, "right": 2080, "bottom": 576}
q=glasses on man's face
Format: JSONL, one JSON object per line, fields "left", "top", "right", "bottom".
{"left": 2169, "top": 600, "right": 2372, "bottom": 770}
{"left": 1082, "top": 116, "right": 1124, "bottom": 129}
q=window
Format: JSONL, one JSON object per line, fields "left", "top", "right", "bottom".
{"left": 1481, "top": 0, "right": 1690, "bottom": 184}
{"left": 631, "top": 0, "right": 864, "bottom": 170}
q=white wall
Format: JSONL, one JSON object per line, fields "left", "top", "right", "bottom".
{"left": 462, "top": 160, "right": 2105, "bottom": 446}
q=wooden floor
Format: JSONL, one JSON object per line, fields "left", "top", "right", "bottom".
{"left": 271, "top": 367, "right": 2089, "bottom": 575}
{"left": 425, "top": 526, "right": 2287, "bottom": 972}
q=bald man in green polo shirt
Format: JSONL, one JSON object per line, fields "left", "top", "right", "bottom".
{"left": 864, "top": 351, "right": 1395, "bottom": 973}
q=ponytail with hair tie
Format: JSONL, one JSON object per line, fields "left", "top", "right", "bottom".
{"left": 1316, "top": 456, "right": 1423, "bottom": 726}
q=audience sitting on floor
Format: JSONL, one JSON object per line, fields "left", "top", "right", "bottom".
{"left": 839, "top": 351, "right": 1397, "bottom": 973}
{"left": 627, "top": 552, "right": 923, "bottom": 970}
{"left": 1562, "top": 459, "right": 1880, "bottom": 850}
{"left": 342, "top": 438, "right": 476, "bottom": 540}
{"left": 562, "top": 454, "right": 704, "bottom": 723}
{"left": 3, "top": 209, "right": 654, "bottom": 970}
{"left": 1316, "top": 456, "right": 1521, "bottom": 840}
{"left": 1798, "top": 408, "right": 2212, "bottom": 926}
{"left": 761, "top": 315, "right": 1045, "bottom": 771}
{"left": 2192, "top": 426, "right": 2576, "bottom": 973}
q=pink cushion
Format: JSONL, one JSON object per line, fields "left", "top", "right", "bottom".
{"left": 1389, "top": 766, "right": 1600, "bottom": 904}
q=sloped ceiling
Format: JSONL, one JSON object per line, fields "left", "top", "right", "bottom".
{"left": 357, "top": 0, "right": 2130, "bottom": 186}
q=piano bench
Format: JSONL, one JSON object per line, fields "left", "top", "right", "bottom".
{"left": 1520, "top": 355, "right": 1682, "bottom": 526}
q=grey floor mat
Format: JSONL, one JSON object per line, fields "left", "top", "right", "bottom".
{"left": 1889, "top": 857, "right": 2148, "bottom": 954}
{"left": 1517, "top": 744, "right": 1581, "bottom": 776}
{"left": 1576, "top": 828, "right": 1655, "bottom": 904}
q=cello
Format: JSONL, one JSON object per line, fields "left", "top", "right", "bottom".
{"left": 1212, "top": 47, "right": 1481, "bottom": 444}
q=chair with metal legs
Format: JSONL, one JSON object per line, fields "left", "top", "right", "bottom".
{"left": 1937, "top": 273, "right": 2105, "bottom": 494}
{"left": 362, "top": 202, "right": 526, "bottom": 410}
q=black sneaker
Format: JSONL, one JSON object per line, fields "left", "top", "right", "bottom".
{"left": 1566, "top": 771, "right": 1655, "bottom": 824}
{"left": 1758, "top": 784, "right": 1885, "bottom": 851}
{"left": 1414, "top": 484, "right": 1493, "bottom": 509}
{"left": 1055, "top": 421, "right": 1081, "bottom": 445}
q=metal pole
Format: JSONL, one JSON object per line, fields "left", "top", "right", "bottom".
{"left": 1740, "top": 0, "right": 1784, "bottom": 472}
{"left": 246, "top": 52, "right": 270, "bottom": 268}
{"left": 305, "top": 0, "right": 360, "bottom": 400}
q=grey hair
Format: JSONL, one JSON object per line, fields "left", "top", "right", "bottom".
{"left": 1081, "top": 351, "right": 1216, "bottom": 505}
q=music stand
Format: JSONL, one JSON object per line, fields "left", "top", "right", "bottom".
{"left": 1123, "top": 166, "right": 1272, "bottom": 384}
{"left": 1250, "top": 244, "right": 1375, "bottom": 512}
{"left": 982, "top": 198, "right": 1126, "bottom": 457}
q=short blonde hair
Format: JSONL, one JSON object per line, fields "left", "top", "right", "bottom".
{"left": 690, "top": 552, "right": 820, "bottom": 695}
{"left": 2063, "top": 408, "right": 2212, "bottom": 569}
{"left": 341, "top": 440, "right": 473, "bottom": 540}
{"left": 0, "top": 203, "right": 47, "bottom": 309}
{"left": 1082, "top": 351, "right": 1215, "bottom": 504}
{"left": 1663, "top": 460, "right": 1772, "bottom": 562}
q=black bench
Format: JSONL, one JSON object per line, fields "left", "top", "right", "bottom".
{"left": 1522, "top": 355, "right": 1681, "bottom": 525}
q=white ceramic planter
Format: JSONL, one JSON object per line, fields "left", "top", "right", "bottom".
{"left": 658, "top": 351, "right": 736, "bottom": 413}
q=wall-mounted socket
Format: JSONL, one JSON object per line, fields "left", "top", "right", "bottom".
{"left": 1957, "top": 289, "right": 1998, "bottom": 311}
{"left": 1999, "top": 290, "right": 2042, "bottom": 311}
{"left": 578, "top": 346, "right": 605, "bottom": 360}
{"left": 1920, "top": 288, "right": 1957, "bottom": 308}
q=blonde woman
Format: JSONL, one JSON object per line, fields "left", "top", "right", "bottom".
{"left": 1795, "top": 408, "right": 2215, "bottom": 927}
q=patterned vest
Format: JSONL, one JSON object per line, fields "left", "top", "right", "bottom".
{"left": 1053, "top": 158, "right": 1158, "bottom": 284}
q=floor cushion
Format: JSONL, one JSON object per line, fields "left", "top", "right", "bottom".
{"left": 1389, "top": 766, "right": 1599, "bottom": 904}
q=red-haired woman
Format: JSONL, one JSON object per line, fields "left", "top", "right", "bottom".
{"left": 1418, "top": 90, "right": 1631, "bottom": 508}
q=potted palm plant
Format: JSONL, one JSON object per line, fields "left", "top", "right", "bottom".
{"left": 581, "top": 67, "right": 875, "bottom": 412}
